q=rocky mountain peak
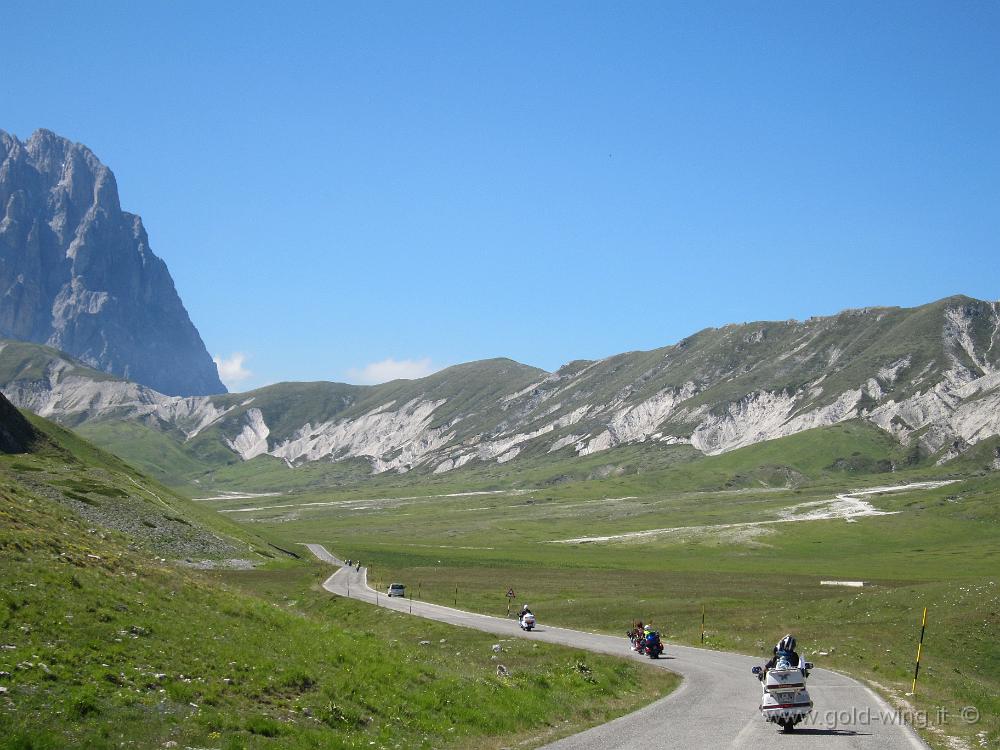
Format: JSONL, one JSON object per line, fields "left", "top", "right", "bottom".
{"left": 0, "top": 128, "right": 225, "bottom": 396}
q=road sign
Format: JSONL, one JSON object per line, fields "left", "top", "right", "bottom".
{"left": 506, "top": 588, "right": 515, "bottom": 598}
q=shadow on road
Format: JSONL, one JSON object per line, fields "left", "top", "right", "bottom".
{"left": 783, "top": 729, "right": 871, "bottom": 737}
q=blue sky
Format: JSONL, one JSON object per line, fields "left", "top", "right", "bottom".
{"left": 4, "top": 1, "right": 998, "bottom": 390}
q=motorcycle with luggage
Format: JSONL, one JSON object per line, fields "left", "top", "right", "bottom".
{"left": 751, "top": 657, "right": 814, "bottom": 732}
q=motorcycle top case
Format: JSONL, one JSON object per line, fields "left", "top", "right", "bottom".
{"left": 764, "top": 667, "right": 806, "bottom": 691}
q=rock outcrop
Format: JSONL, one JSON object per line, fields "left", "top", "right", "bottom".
{"left": 0, "top": 391, "right": 39, "bottom": 454}
{"left": 0, "top": 129, "right": 225, "bottom": 396}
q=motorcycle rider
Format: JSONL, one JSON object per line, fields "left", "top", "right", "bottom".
{"left": 628, "top": 621, "right": 644, "bottom": 650}
{"left": 642, "top": 624, "right": 663, "bottom": 657}
{"left": 763, "top": 634, "right": 805, "bottom": 675}
{"left": 753, "top": 635, "right": 815, "bottom": 731}
{"left": 519, "top": 604, "right": 535, "bottom": 629}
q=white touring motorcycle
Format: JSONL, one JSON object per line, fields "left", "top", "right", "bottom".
{"left": 519, "top": 612, "right": 536, "bottom": 631}
{"left": 751, "top": 658, "right": 814, "bottom": 732}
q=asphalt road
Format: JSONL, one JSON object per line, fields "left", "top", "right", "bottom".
{"left": 306, "top": 544, "right": 928, "bottom": 750}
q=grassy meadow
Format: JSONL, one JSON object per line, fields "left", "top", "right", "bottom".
{"left": 204, "top": 425, "right": 999, "bottom": 750}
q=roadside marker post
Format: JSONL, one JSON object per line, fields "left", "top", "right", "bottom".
{"left": 911, "top": 607, "right": 928, "bottom": 694}
{"left": 701, "top": 605, "right": 705, "bottom": 644}
{"left": 455, "top": 586, "right": 458, "bottom": 607}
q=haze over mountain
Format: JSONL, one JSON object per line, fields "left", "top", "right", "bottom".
{"left": 0, "top": 128, "right": 225, "bottom": 396}
{"left": 1, "top": 295, "right": 997, "bottom": 488}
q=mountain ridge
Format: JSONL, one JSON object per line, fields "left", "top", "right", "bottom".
{"left": 1, "top": 294, "right": 998, "bottom": 487}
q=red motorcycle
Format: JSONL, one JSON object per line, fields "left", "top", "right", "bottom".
{"left": 643, "top": 630, "right": 664, "bottom": 659}
{"left": 627, "top": 628, "right": 664, "bottom": 658}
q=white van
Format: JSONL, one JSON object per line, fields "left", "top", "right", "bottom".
{"left": 387, "top": 583, "right": 406, "bottom": 597}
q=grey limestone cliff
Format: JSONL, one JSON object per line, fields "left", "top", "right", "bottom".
{"left": 0, "top": 128, "right": 225, "bottom": 396}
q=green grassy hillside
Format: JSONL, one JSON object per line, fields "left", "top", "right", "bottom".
{"left": 14, "top": 410, "right": 277, "bottom": 562}
{"left": 0, "top": 401, "right": 677, "bottom": 749}
{"left": 0, "top": 340, "right": 118, "bottom": 385}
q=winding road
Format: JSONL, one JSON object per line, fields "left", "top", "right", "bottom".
{"left": 306, "top": 544, "right": 927, "bottom": 750}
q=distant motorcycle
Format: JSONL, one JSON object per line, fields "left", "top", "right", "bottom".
{"left": 519, "top": 612, "right": 536, "bottom": 631}
{"left": 751, "top": 659, "right": 814, "bottom": 732}
{"left": 643, "top": 630, "right": 664, "bottom": 659}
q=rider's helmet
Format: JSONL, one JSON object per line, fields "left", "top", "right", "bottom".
{"left": 777, "top": 635, "right": 796, "bottom": 654}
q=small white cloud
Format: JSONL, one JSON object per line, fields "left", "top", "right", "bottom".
{"left": 214, "top": 352, "right": 252, "bottom": 389}
{"left": 347, "top": 357, "right": 439, "bottom": 385}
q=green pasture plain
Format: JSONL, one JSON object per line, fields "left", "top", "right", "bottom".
{"left": 206, "top": 427, "right": 1000, "bottom": 750}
